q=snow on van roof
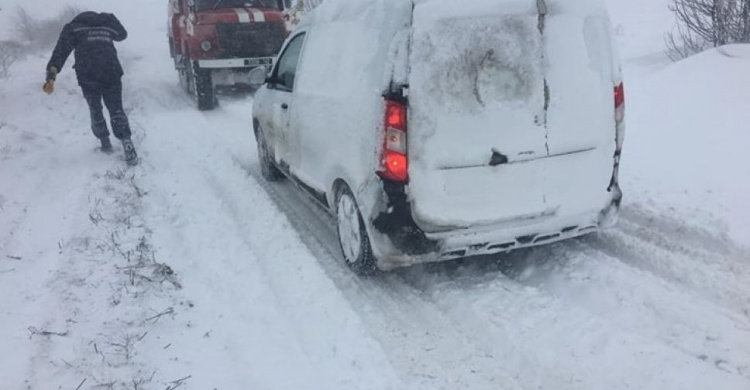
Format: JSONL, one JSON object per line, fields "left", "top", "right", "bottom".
{"left": 298, "top": 0, "right": 610, "bottom": 31}
{"left": 414, "top": 0, "right": 536, "bottom": 22}
{"left": 412, "top": 0, "right": 609, "bottom": 23}
{"left": 304, "top": 0, "right": 400, "bottom": 25}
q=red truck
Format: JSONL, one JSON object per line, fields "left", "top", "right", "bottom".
{"left": 168, "top": 0, "right": 289, "bottom": 110}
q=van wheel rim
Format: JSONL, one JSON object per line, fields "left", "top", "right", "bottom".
{"left": 337, "top": 194, "right": 362, "bottom": 264}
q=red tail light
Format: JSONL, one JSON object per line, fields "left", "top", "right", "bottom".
{"left": 614, "top": 82, "right": 625, "bottom": 154}
{"left": 384, "top": 153, "right": 408, "bottom": 181}
{"left": 379, "top": 99, "right": 408, "bottom": 183}
{"left": 614, "top": 82, "right": 625, "bottom": 123}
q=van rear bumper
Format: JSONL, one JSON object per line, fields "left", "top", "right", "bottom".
{"left": 370, "top": 181, "right": 621, "bottom": 271}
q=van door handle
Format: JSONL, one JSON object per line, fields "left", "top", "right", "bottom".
{"left": 281, "top": 103, "right": 289, "bottom": 110}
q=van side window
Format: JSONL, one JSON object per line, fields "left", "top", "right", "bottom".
{"left": 273, "top": 33, "right": 306, "bottom": 92}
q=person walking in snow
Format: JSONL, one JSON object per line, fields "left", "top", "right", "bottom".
{"left": 43, "top": 11, "right": 138, "bottom": 166}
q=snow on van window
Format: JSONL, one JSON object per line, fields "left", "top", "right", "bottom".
{"left": 411, "top": 15, "right": 543, "bottom": 113}
{"left": 295, "top": 21, "right": 380, "bottom": 97}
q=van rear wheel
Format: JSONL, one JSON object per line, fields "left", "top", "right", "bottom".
{"left": 335, "top": 185, "right": 378, "bottom": 275}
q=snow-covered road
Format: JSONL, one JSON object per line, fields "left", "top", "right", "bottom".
{"left": 118, "top": 85, "right": 750, "bottom": 388}
{"left": 1, "top": 0, "right": 750, "bottom": 388}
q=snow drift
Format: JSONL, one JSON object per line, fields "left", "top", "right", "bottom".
{"left": 622, "top": 44, "right": 750, "bottom": 244}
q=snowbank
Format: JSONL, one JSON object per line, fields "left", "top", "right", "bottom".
{"left": 622, "top": 44, "right": 750, "bottom": 245}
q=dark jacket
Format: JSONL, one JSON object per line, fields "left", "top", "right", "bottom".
{"left": 47, "top": 12, "right": 127, "bottom": 85}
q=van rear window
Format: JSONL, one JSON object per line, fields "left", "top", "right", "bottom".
{"left": 411, "top": 15, "right": 544, "bottom": 112}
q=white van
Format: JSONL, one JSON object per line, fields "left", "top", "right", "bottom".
{"left": 252, "top": 0, "right": 625, "bottom": 274}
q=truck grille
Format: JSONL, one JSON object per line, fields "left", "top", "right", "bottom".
{"left": 215, "top": 22, "right": 286, "bottom": 59}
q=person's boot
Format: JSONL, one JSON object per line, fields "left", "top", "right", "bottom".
{"left": 122, "top": 139, "right": 138, "bottom": 166}
{"left": 100, "top": 137, "right": 114, "bottom": 154}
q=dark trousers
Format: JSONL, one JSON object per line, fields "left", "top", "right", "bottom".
{"left": 81, "top": 80, "right": 131, "bottom": 141}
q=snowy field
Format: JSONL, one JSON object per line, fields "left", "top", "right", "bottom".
{"left": 1, "top": 0, "right": 749, "bottom": 389}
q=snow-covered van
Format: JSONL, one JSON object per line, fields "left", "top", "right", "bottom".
{"left": 252, "top": 0, "right": 625, "bottom": 273}
{"left": 168, "top": 0, "right": 289, "bottom": 110}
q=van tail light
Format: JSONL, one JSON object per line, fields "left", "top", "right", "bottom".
{"left": 378, "top": 99, "right": 408, "bottom": 183}
{"left": 614, "top": 82, "right": 625, "bottom": 152}
{"left": 610, "top": 82, "right": 625, "bottom": 193}
{"left": 614, "top": 82, "right": 625, "bottom": 123}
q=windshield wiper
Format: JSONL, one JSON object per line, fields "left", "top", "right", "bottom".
{"left": 212, "top": 0, "right": 225, "bottom": 9}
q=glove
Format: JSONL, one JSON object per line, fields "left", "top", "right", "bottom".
{"left": 43, "top": 67, "right": 58, "bottom": 95}
{"left": 42, "top": 80, "right": 55, "bottom": 95}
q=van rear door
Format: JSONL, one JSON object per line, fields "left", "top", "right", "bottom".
{"left": 407, "top": 0, "right": 617, "bottom": 231}
{"left": 542, "top": 0, "right": 620, "bottom": 217}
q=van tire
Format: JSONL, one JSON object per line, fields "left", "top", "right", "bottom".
{"left": 256, "top": 127, "right": 284, "bottom": 182}
{"left": 335, "top": 185, "right": 378, "bottom": 275}
{"left": 189, "top": 60, "right": 217, "bottom": 111}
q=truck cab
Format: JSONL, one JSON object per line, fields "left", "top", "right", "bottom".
{"left": 168, "top": 0, "right": 288, "bottom": 110}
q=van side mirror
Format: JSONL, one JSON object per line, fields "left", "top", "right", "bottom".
{"left": 248, "top": 67, "right": 267, "bottom": 88}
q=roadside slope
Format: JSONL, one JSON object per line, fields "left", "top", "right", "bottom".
{"left": 621, "top": 44, "right": 750, "bottom": 246}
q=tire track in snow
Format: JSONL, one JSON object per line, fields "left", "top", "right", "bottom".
{"left": 515, "top": 239, "right": 750, "bottom": 382}
{"left": 586, "top": 207, "right": 750, "bottom": 315}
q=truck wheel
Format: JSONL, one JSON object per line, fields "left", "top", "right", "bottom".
{"left": 335, "top": 185, "right": 378, "bottom": 275}
{"left": 189, "top": 60, "right": 217, "bottom": 111}
{"left": 255, "top": 126, "right": 283, "bottom": 182}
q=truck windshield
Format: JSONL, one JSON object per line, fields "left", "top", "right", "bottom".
{"left": 196, "top": 0, "right": 280, "bottom": 11}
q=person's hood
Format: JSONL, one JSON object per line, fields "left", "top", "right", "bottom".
{"left": 70, "top": 12, "right": 109, "bottom": 27}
